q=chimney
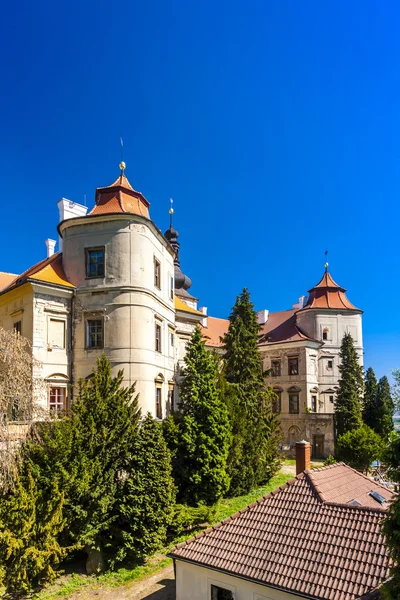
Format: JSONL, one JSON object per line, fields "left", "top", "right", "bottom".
{"left": 57, "top": 198, "right": 88, "bottom": 250}
{"left": 257, "top": 309, "right": 269, "bottom": 325}
{"left": 199, "top": 306, "right": 208, "bottom": 328}
{"left": 296, "top": 440, "right": 311, "bottom": 475}
{"left": 45, "top": 239, "right": 56, "bottom": 258}
{"left": 292, "top": 296, "right": 307, "bottom": 310}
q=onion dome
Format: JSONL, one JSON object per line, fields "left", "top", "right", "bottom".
{"left": 89, "top": 163, "right": 150, "bottom": 219}
{"left": 302, "top": 268, "right": 361, "bottom": 311}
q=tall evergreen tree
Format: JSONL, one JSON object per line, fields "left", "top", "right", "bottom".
{"left": 376, "top": 375, "right": 394, "bottom": 440}
{"left": 363, "top": 367, "right": 379, "bottom": 429}
{"left": 168, "top": 327, "right": 231, "bottom": 506}
{"left": 335, "top": 332, "right": 364, "bottom": 439}
{"left": 221, "top": 288, "right": 281, "bottom": 496}
{"left": 111, "top": 413, "right": 175, "bottom": 566}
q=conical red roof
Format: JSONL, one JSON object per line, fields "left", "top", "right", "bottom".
{"left": 302, "top": 270, "right": 361, "bottom": 311}
{"left": 89, "top": 173, "right": 150, "bottom": 219}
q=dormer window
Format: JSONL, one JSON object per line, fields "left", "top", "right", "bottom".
{"left": 86, "top": 248, "right": 105, "bottom": 278}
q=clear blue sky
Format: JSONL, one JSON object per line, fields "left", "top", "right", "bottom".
{"left": 0, "top": 1, "right": 399, "bottom": 379}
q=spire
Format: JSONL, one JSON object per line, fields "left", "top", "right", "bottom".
{"left": 164, "top": 200, "right": 193, "bottom": 295}
{"left": 89, "top": 165, "right": 150, "bottom": 218}
{"left": 302, "top": 267, "right": 361, "bottom": 311}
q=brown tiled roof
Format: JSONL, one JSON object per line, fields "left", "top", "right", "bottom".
{"left": 170, "top": 464, "right": 393, "bottom": 600}
{"left": 89, "top": 174, "right": 150, "bottom": 219}
{"left": 0, "top": 272, "right": 18, "bottom": 291}
{"left": 201, "top": 310, "right": 317, "bottom": 348}
{"left": 302, "top": 270, "right": 361, "bottom": 311}
{"left": 1, "top": 253, "right": 74, "bottom": 294}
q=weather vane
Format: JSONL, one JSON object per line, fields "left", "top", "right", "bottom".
{"left": 169, "top": 198, "right": 174, "bottom": 227}
{"left": 119, "top": 137, "right": 126, "bottom": 175}
{"left": 324, "top": 250, "right": 329, "bottom": 272}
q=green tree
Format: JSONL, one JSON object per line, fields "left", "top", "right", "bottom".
{"left": 0, "top": 467, "right": 66, "bottom": 593}
{"left": 376, "top": 376, "right": 394, "bottom": 440}
{"left": 169, "top": 327, "right": 231, "bottom": 505}
{"left": 382, "top": 433, "right": 400, "bottom": 599}
{"left": 221, "top": 288, "right": 281, "bottom": 496}
{"left": 111, "top": 413, "right": 175, "bottom": 566}
{"left": 336, "top": 425, "right": 384, "bottom": 473}
{"left": 363, "top": 367, "right": 379, "bottom": 430}
{"left": 23, "top": 354, "right": 141, "bottom": 573}
{"left": 335, "top": 332, "right": 364, "bottom": 439}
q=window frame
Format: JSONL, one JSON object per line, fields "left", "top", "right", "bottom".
{"left": 289, "top": 393, "right": 300, "bottom": 414}
{"left": 155, "top": 322, "right": 162, "bottom": 353}
{"left": 288, "top": 357, "right": 299, "bottom": 376}
{"left": 13, "top": 320, "right": 22, "bottom": 335}
{"left": 271, "top": 360, "right": 281, "bottom": 377}
{"left": 48, "top": 317, "right": 66, "bottom": 349}
{"left": 155, "top": 387, "right": 162, "bottom": 419}
{"left": 86, "top": 318, "right": 104, "bottom": 349}
{"left": 85, "top": 247, "right": 105, "bottom": 279}
{"left": 154, "top": 257, "right": 161, "bottom": 289}
{"left": 311, "top": 395, "right": 317, "bottom": 413}
{"left": 49, "top": 387, "right": 66, "bottom": 414}
{"left": 327, "top": 359, "right": 333, "bottom": 370}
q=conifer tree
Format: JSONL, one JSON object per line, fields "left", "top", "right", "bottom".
{"left": 221, "top": 288, "right": 281, "bottom": 496}
{"left": 335, "top": 332, "right": 364, "bottom": 439}
{"left": 170, "top": 326, "right": 231, "bottom": 506}
{"left": 112, "top": 413, "right": 175, "bottom": 565}
{"left": 0, "top": 467, "right": 66, "bottom": 593}
{"left": 376, "top": 375, "right": 394, "bottom": 440}
{"left": 363, "top": 367, "right": 379, "bottom": 430}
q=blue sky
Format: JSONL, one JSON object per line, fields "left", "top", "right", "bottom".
{"left": 0, "top": 1, "right": 399, "bottom": 378}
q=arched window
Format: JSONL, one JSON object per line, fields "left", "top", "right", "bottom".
{"left": 288, "top": 425, "right": 301, "bottom": 447}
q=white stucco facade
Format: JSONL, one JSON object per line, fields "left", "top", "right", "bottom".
{"left": 175, "top": 561, "right": 305, "bottom": 600}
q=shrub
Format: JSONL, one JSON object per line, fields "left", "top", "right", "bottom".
{"left": 336, "top": 425, "right": 384, "bottom": 473}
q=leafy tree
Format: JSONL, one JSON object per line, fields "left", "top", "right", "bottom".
{"left": 382, "top": 433, "right": 400, "bottom": 599}
{"left": 335, "top": 332, "right": 364, "bottom": 439}
{"left": 336, "top": 425, "right": 384, "bottom": 473}
{"left": 376, "top": 376, "right": 395, "bottom": 440}
{"left": 363, "top": 367, "right": 379, "bottom": 430}
{"left": 23, "top": 354, "right": 141, "bottom": 573}
{"left": 221, "top": 288, "right": 281, "bottom": 495}
{"left": 0, "top": 466, "right": 66, "bottom": 593}
{"left": 111, "top": 413, "right": 175, "bottom": 566}
{"left": 168, "top": 327, "right": 231, "bottom": 505}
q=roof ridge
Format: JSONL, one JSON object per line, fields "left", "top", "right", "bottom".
{"left": 171, "top": 475, "right": 305, "bottom": 552}
{"left": 1, "top": 253, "right": 61, "bottom": 292}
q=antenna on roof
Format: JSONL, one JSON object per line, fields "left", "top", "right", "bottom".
{"left": 169, "top": 198, "right": 174, "bottom": 228}
{"left": 119, "top": 138, "right": 126, "bottom": 178}
{"left": 324, "top": 250, "right": 329, "bottom": 272}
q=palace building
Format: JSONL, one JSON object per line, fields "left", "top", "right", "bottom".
{"left": 0, "top": 165, "right": 363, "bottom": 456}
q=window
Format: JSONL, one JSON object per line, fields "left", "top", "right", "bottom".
{"left": 272, "top": 389, "right": 281, "bottom": 413}
{"left": 211, "top": 585, "right": 234, "bottom": 600}
{"left": 155, "top": 322, "right": 162, "bottom": 353}
{"left": 86, "top": 319, "right": 103, "bottom": 348}
{"left": 167, "top": 386, "right": 174, "bottom": 412}
{"left": 329, "top": 395, "right": 334, "bottom": 404}
{"left": 288, "top": 357, "right": 299, "bottom": 375}
{"left": 327, "top": 360, "right": 333, "bottom": 370}
{"left": 156, "top": 387, "right": 162, "bottom": 419}
{"left": 170, "top": 276, "right": 174, "bottom": 300}
{"left": 322, "top": 328, "right": 329, "bottom": 341}
{"left": 312, "top": 395, "right": 317, "bottom": 413}
{"left": 49, "top": 388, "right": 65, "bottom": 413}
{"left": 154, "top": 258, "right": 161, "bottom": 289}
{"left": 168, "top": 328, "right": 175, "bottom": 357}
{"left": 271, "top": 360, "right": 281, "bottom": 377}
{"left": 289, "top": 393, "right": 299, "bottom": 414}
{"left": 13, "top": 321, "right": 22, "bottom": 335}
{"left": 48, "top": 319, "right": 65, "bottom": 349}
{"left": 86, "top": 248, "right": 105, "bottom": 278}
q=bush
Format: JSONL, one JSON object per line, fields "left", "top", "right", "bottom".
{"left": 336, "top": 425, "right": 384, "bottom": 473}
{"left": 323, "top": 455, "right": 337, "bottom": 466}
{"left": 168, "top": 504, "right": 216, "bottom": 538}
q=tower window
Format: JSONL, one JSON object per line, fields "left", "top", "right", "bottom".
{"left": 155, "top": 322, "right": 162, "bottom": 353}
{"left": 86, "top": 319, "right": 103, "bottom": 348}
{"left": 154, "top": 258, "right": 161, "bottom": 289}
{"left": 322, "top": 328, "right": 329, "bottom": 341}
{"left": 86, "top": 248, "right": 105, "bottom": 278}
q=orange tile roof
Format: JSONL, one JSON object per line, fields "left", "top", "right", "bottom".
{"left": 170, "top": 463, "right": 393, "bottom": 600}
{"left": 1, "top": 253, "right": 74, "bottom": 293}
{"left": 201, "top": 310, "right": 316, "bottom": 348}
{"left": 0, "top": 272, "right": 18, "bottom": 291}
{"left": 303, "top": 270, "right": 361, "bottom": 311}
{"left": 89, "top": 174, "right": 150, "bottom": 219}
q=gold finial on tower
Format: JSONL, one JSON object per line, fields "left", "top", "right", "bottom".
{"left": 119, "top": 137, "right": 125, "bottom": 177}
{"left": 119, "top": 161, "right": 126, "bottom": 175}
{"left": 324, "top": 250, "right": 329, "bottom": 272}
{"left": 169, "top": 198, "right": 174, "bottom": 227}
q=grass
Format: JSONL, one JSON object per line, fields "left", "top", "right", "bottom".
{"left": 33, "top": 472, "right": 293, "bottom": 600}
{"left": 283, "top": 458, "right": 325, "bottom": 468}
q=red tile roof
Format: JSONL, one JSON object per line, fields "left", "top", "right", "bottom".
{"left": 170, "top": 464, "right": 394, "bottom": 600}
{"left": 89, "top": 174, "right": 150, "bottom": 219}
{"left": 201, "top": 310, "right": 316, "bottom": 348}
{"left": 302, "top": 270, "right": 361, "bottom": 311}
